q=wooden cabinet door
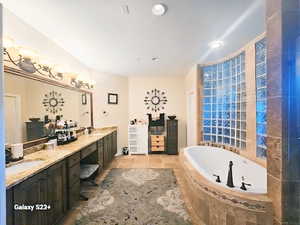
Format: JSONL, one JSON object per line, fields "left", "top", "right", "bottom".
{"left": 98, "top": 138, "right": 104, "bottom": 169}
{"left": 112, "top": 131, "right": 117, "bottom": 155}
{"left": 6, "top": 188, "right": 13, "bottom": 225}
{"left": 109, "top": 133, "right": 113, "bottom": 162}
{"left": 13, "top": 171, "right": 48, "bottom": 225}
{"left": 166, "top": 120, "right": 178, "bottom": 155}
{"left": 47, "top": 161, "right": 67, "bottom": 225}
{"left": 103, "top": 135, "right": 109, "bottom": 168}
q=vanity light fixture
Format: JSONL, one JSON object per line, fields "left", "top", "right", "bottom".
{"left": 3, "top": 35, "right": 96, "bottom": 89}
{"left": 152, "top": 4, "right": 167, "bottom": 16}
{"left": 68, "top": 73, "right": 95, "bottom": 90}
{"left": 209, "top": 40, "right": 224, "bottom": 49}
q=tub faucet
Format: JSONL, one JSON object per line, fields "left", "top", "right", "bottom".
{"left": 213, "top": 174, "right": 221, "bottom": 183}
{"left": 227, "top": 161, "right": 234, "bottom": 188}
{"left": 240, "top": 182, "right": 251, "bottom": 191}
{"left": 240, "top": 176, "right": 251, "bottom": 191}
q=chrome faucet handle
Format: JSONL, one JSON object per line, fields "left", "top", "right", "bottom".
{"left": 213, "top": 174, "right": 221, "bottom": 183}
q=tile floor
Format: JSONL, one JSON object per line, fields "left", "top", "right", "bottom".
{"left": 62, "top": 154, "right": 201, "bottom": 225}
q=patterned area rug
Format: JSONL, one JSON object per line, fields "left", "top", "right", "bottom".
{"left": 75, "top": 168, "right": 192, "bottom": 225}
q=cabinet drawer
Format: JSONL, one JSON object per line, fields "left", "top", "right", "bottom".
{"left": 81, "top": 143, "right": 97, "bottom": 159}
{"left": 67, "top": 152, "right": 80, "bottom": 168}
{"left": 68, "top": 180, "right": 80, "bottom": 209}
{"left": 68, "top": 163, "right": 80, "bottom": 186}
{"left": 151, "top": 146, "right": 165, "bottom": 151}
{"left": 150, "top": 135, "right": 164, "bottom": 141}
{"left": 151, "top": 139, "right": 164, "bottom": 146}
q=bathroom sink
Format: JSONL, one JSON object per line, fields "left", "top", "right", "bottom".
{"left": 6, "top": 160, "right": 45, "bottom": 176}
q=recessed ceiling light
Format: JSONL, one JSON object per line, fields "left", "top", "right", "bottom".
{"left": 209, "top": 40, "right": 224, "bottom": 49}
{"left": 152, "top": 4, "right": 167, "bottom": 16}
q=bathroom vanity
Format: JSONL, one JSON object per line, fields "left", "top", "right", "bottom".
{"left": 3, "top": 64, "right": 118, "bottom": 225}
{"left": 5, "top": 128, "right": 118, "bottom": 225}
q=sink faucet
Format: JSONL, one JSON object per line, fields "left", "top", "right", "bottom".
{"left": 227, "top": 161, "right": 234, "bottom": 188}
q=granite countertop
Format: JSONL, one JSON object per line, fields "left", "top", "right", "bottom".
{"left": 5, "top": 127, "right": 117, "bottom": 189}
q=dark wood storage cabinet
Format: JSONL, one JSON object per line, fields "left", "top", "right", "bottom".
{"left": 66, "top": 152, "right": 80, "bottom": 209}
{"left": 166, "top": 120, "right": 178, "bottom": 155}
{"left": 6, "top": 189, "right": 13, "bottom": 225}
{"left": 112, "top": 131, "right": 117, "bottom": 156}
{"left": 10, "top": 161, "right": 67, "bottom": 225}
{"left": 6, "top": 130, "right": 117, "bottom": 225}
{"left": 47, "top": 161, "right": 67, "bottom": 225}
{"left": 98, "top": 138, "right": 104, "bottom": 170}
{"left": 103, "top": 135, "right": 110, "bottom": 168}
{"left": 13, "top": 170, "right": 48, "bottom": 225}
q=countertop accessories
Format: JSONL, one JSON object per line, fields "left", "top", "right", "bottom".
{"left": 148, "top": 113, "right": 165, "bottom": 127}
{"left": 168, "top": 115, "right": 176, "bottom": 120}
{"left": 144, "top": 89, "right": 167, "bottom": 112}
{"left": 5, "top": 148, "right": 12, "bottom": 164}
{"left": 11, "top": 143, "right": 24, "bottom": 161}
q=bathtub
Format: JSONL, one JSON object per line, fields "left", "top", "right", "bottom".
{"left": 180, "top": 145, "right": 272, "bottom": 225}
{"left": 184, "top": 146, "right": 267, "bottom": 194}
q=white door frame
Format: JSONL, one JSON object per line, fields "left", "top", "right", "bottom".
{"left": 4, "top": 93, "right": 22, "bottom": 143}
{"left": 187, "top": 90, "right": 197, "bottom": 146}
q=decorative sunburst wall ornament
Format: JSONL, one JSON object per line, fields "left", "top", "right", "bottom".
{"left": 144, "top": 89, "right": 167, "bottom": 112}
{"left": 42, "top": 91, "right": 65, "bottom": 114}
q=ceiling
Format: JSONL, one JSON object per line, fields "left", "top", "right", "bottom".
{"left": 0, "top": 0, "right": 265, "bottom": 76}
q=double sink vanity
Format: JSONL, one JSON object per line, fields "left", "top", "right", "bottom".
{"left": 3, "top": 53, "right": 119, "bottom": 225}
{"left": 6, "top": 128, "right": 118, "bottom": 225}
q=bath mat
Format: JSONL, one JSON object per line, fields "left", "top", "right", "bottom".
{"left": 75, "top": 168, "right": 192, "bottom": 225}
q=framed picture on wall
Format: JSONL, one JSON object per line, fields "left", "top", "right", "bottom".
{"left": 82, "top": 93, "right": 87, "bottom": 105}
{"left": 108, "top": 93, "right": 118, "bottom": 104}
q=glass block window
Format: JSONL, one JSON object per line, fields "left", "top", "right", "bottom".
{"left": 202, "top": 52, "right": 246, "bottom": 149}
{"left": 255, "top": 38, "right": 267, "bottom": 158}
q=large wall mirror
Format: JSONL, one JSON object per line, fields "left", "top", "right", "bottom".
{"left": 4, "top": 67, "right": 93, "bottom": 145}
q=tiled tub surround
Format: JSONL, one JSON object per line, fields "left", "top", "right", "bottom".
{"left": 184, "top": 146, "right": 267, "bottom": 194}
{"left": 5, "top": 127, "right": 117, "bottom": 188}
{"left": 180, "top": 151, "right": 273, "bottom": 225}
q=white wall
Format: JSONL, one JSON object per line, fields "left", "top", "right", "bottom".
{"left": 3, "top": 8, "right": 89, "bottom": 75}
{"left": 3, "top": 8, "right": 130, "bottom": 153}
{"left": 128, "top": 75, "right": 187, "bottom": 149}
{"left": 90, "top": 69, "right": 129, "bottom": 154}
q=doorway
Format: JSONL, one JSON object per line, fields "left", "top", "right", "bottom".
{"left": 187, "top": 91, "right": 197, "bottom": 146}
{"left": 4, "top": 94, "right": 22, "bottom": 144}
